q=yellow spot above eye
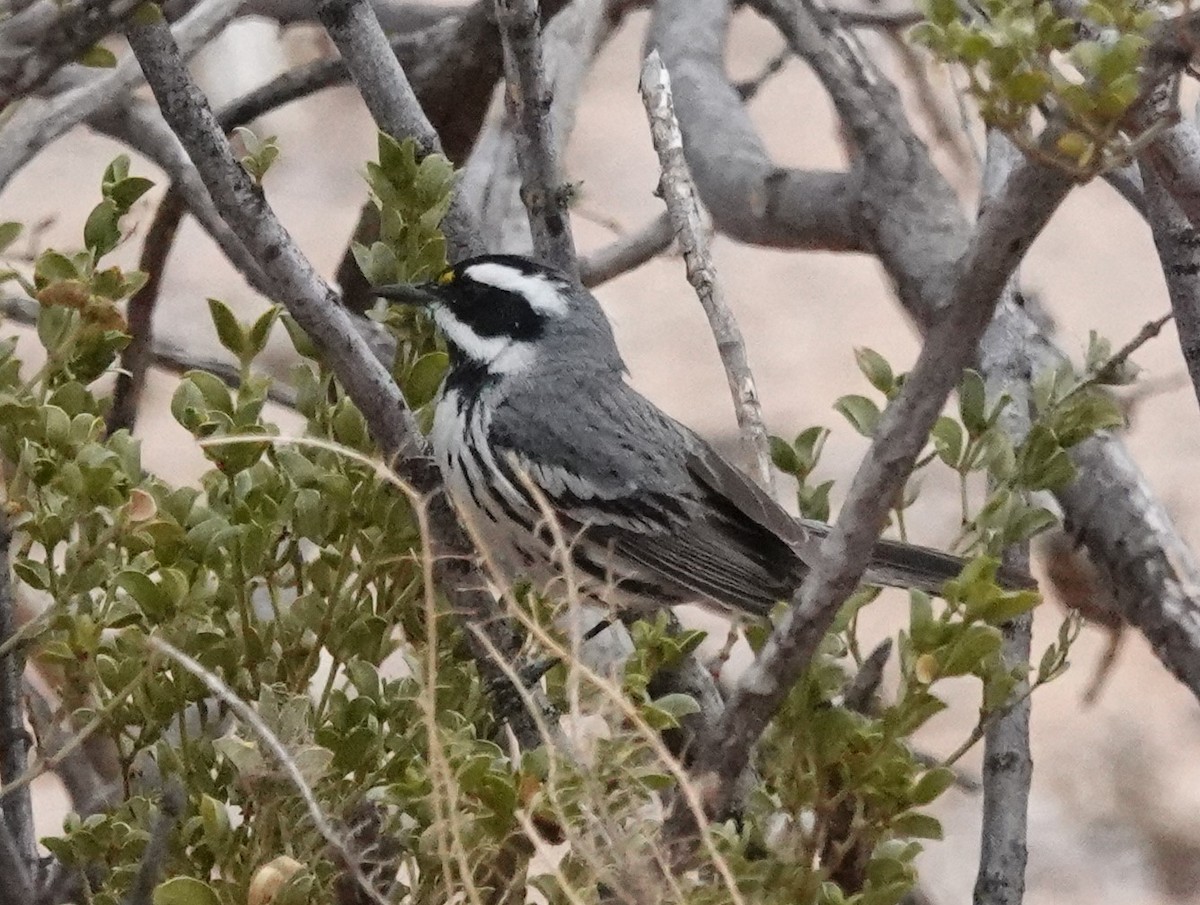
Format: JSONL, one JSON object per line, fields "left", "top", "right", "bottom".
{"left": 437, "top": 269, "right": 456, "bottom": 285}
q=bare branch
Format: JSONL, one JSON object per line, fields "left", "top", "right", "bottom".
{"left": 124, "top": 7, "right": 546, "bottom": 748}
{"left": 1088, "top": 312, "right": 1174, "bottom": 389}
{"left": 1142, "top": 162, "right": 1200, "bottom": 412}
{"left": 0, "top": 509, "right": 34, "bottom": 886}
{"left": 124, "top": 781, "right": 184, "bottom": 905}
{"left": 579, "top": 211, "right": 675, "bottom": 287}
{"left": 0, "top": 0, "right": 142, "bottom": 110}
{"left": 689, "top": 150, "right": 1074, "bottom": 817}
{"left": 494, "top": 0, "right": 579, "bottom": 276}
{"left": 639, "top": 51, "right": 776, "bottom": 494}
{"left": 648, "top": 0, "right": 863, "bottom": 250}
{"left": 973, "top": 131, "right": 1033, "bottom": 905}
{"left": 0, "top": 0, "right": 244, "bottom": 192}
{"left": 0, "top": 818, "right": 33, "bottom": 905}
{"left": 106, "top": 191, "right": 187, "bottom": 435}
{"left": 461, "top": 0, "right": 613, "bottom": 257}
{"left": 23, "top": 680, "right": 114, "bottom": 817}
{"left": 313, "top": 0, "right": 482, "bottom": 261}
{"left": 833, "top": 6, "right": 923, "bottom": 29}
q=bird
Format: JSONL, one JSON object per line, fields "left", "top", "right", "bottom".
{"left": 374, "top": 254, "right": 1029, "bottom": 622}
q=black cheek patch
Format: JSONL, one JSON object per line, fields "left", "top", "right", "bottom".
{"left": 452, "top": 284, "right": 546, "bottom": 342}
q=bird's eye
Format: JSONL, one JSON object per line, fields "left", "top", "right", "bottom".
{"left": 437, "top": 269, "right": 456, "bottom": 286}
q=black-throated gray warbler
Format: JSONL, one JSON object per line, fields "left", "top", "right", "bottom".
{"left": 375, "top": 255, "right": 1027, "bottom": 620}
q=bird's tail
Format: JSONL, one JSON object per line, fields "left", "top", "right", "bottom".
{"left": 800, "top": 521, "right": 1036, "bottom": 594}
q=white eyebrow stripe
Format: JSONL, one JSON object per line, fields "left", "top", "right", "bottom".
{"left": 462, "top": 262, "right": 568, "bottom": 316}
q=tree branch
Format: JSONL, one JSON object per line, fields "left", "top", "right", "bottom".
{"left": 0, "top": 509, "right": 35, "bottom": 885}
{"left": 460, "top": 0, "right": 613, "bottom": 258}
{"left": 313, "top": 0, "right": 482, "bottom": 261}
{"left": 973, "top": 132, "right": 1033, "bottom": 905}
{"left": 1141, "top": 159, "right": 1200, "bottom": 413}
{"left": 124, "top": 6, "right": 547, "bottom": 749}
{"left": 647, "top": 0, "right": 863, "bottom": 250}
{"left": 0, "top": 818, "right": 33, "bottom": 905}
{"left": 688, "top": 151, "right": 1074, "bottom": 818}
{"left": 578, "top": 210, "right": 675, "bottom": 287}
{"left": 0, "top": 0, "right": 244, "bottom": 192}
{"left": 106, "top": 191, "right": 187, "bottom": 435}
{"left": 124, "top": 782, "right": 184, "bottom": 905}
{"left": 493, "top": 0, "right": 579, "bottom": 276}
{"left": 0, "top": 0, "right": 142, "bottom": 110}
{"left": 639, "top": 51, "right": 776, "bottom": 493}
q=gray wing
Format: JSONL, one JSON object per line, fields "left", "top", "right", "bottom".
{"left": 490, "top": 376, "right": 809, "bottom": 616}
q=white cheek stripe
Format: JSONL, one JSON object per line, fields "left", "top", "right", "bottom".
{"left": 462, "top": 262, "right": 568, "bottom": 316}
{"left": 433, "top": 305, "right": 536, "bottom": 375}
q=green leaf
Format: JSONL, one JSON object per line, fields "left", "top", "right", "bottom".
{"left": 769, "top": 435, "right": 800, "bottom": 474}
{"left": 35, "top": 250, "right": 79, "bottom": 283}
{"left": 940, "top": 625, "right": 1003, "bottom": 676}
{"left": 402, "top": 351, "right": 447, "bottom": 408}
{"left": 109, "top": 176, "right": 155, "bottom": 210}
{"left": 834, "top": 394, "right": 881, "bottom": 437}
{"left": 280, "top": 313, "right": 319, "bottom": 360}
{"left": 83, "top": 198, "right": 121, "bottom": 257}
{"left": 931, "top": 415, "right": 964, "bottom": 467}
{"left": 245, "top": 306, "right": 279, "bottom": 359}
{"left": 651, "top": 692, "right": 701, "bottom": 721}
{"left": 207, "top": 298, "right": 245, "bottom": 357}
{"left": 959, "top": 369, "right": 987, "bottom": 436}
{"left": 153, "top": 876, "right": 221, "bottom": 905}
{"left": 793, "top": 425, "right": 829, "bottom": 473}
{"left": 102, "top": 155, "right": 131, "bottom": 189}
{"left": 1017, "top": 423, "right": 1075, "bottom": 490}
{"left": 855, "top": 347, "right": 895, "bottom": 394}
{"left": 910, "top": 768, "right": 956, "bottom": 805}
{"left": 889, "top": 811, "right": 943, "bottom": 840}
{"left": 12, "top": 559, "right": 50, "bottom": 591}
{"left": 980, "top": 590, "right": 1040, "bottom": 625}
{"left": 115, "top": 569, "right": 173, "bottom": 621}
{"left": 78, "top": 44, "right": 118, "bottom": 68}
{"left": 0, "top": 222, "right": 21, "bottom": 254}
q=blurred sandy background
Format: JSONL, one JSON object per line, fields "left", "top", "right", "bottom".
{"left": 4, "top": 4, "right": 1200, "bottom": 903}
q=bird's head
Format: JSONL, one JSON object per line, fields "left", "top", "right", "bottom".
{"left": 374, "top": 254, "right": 623, "bottom": 383}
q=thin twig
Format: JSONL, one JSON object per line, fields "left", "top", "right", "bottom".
{"left": 124, "top": 781, "right": 185, "bottom": 905}
{"left": 832, "top": 6, "right": 923, "bottom": 29}
{"left": 146, "top": 636, "right": 391, "bottom": 905}
{"left": 1087, "top": 311, "right": 1175, "bottom": 389}
{"left": 107, "top": 190, "right": 187, "bottom": 435}
{"left": 0, "top": 509, "right": 35, "bottom": 883}
{"left": 578, "top": 210, "right": 675, "bottom": 287}
{"left": 734, "top": 47, "right": 791, "bottom": 101}
{"left": 841, "top": 638, "right": 891, "bottom": 713}
{"left": 639, "top": 51, "right": 777, "bottom": 495}
{"left": 493, "top": 0, "right": 579, "bottom": 276}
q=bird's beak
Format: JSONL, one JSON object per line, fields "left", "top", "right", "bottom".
{"left": 373, "top": 282, "right": 440, "bottom": 306}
